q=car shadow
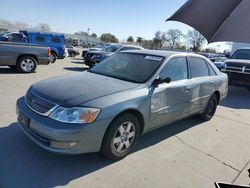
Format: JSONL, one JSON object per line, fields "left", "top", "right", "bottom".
{"left": 219, "top": 87, "right": 250, "bottom": 109}
{"left": 0, "top": 67, "right": 19, "bottom": 74}
{"left": 0, "top": 116, "right": 202, "bottom": 188}
{"left": 63, "top": 67, "right": 89, "bottom": 72}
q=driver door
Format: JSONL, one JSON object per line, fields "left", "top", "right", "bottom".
{"left": 150, "top": 57, "right": 193, "bottom": 128}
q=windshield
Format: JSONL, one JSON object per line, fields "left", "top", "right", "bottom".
{"left": 231, "top": 49, "right": 250, "bottom": 60}
{"left": 106, "top": 45, "right": 122, "bottom": 52}
{"left": 90, "top": 53, "right": 164, "bottom": 83}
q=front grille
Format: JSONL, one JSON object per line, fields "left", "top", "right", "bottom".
{"left": 223, "top": 62, "right": 250, "bottom": 74}
{"left": 25, "top": 89, "right": 55, "bottom": 115}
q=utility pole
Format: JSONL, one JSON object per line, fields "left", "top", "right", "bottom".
{"left": 87, "top": 28, "right": 90, "bottom": 47}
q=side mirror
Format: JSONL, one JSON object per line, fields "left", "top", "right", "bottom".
{"left": 225, "top": 52, "right": 231, "bottom": 58}
{"left": 152, "top": 77, "right": 171, "bottom": 87}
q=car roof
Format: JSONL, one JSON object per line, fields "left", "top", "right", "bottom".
{"left": 119, "top": 49, "right": 183, "bottom": 57}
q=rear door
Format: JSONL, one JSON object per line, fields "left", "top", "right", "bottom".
{"left": 187, "top": 57, "right": 215, "bottom": 114}
{"left": 150, "top": 57, "right": 193, "bottom": 128}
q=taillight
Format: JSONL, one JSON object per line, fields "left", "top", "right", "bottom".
{"left": 48, "top": 48, "right": 51, "bottom": 57}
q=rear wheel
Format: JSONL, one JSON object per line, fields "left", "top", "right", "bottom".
{"left": 71, "top": 52, "right": 76, "bottom": 57}
{"left": 51, "top": 52, "right": 57, "bottom": 63}
{"left": 101, "top": 113, "right": 140, "bottom": 160}
{"left": 200, "top": 94, "right": 218, "bottom": 121}
{"left": 17, "top": 56, "right": 37, "bottom": 73}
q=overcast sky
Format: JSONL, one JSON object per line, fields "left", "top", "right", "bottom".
{"left": 0, "top": 0, "right": 192, "bottom": 40}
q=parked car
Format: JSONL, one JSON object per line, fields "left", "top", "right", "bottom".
{"left": 65, "top": 44, "right": 80, "bottom": 57}
{"left": 84, "top": 44, "right": 144, "bottom": 67}
{"left": 20, "top": 31, "right": 66, "bottom": 63}
{"left": 81, "top": 44, "right": 110, "bottom": 58}
{"left": 221, "top": 48, "right": 250, "bottom": 91}
{"left": 213, "top": 57, "right": 228, "bottom": 70}
{"left": 0, "top": 31, "right": 28, "bottom": 43}
{"left": 16, "top": 50, "right": 228, "bottom": 160}
{"left": 0, "top": 41, "right": 51, "bottom": 73}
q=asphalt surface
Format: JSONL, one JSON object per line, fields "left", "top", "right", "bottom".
{"left": 0, "top": 56, "right": 250, "bottom": 188}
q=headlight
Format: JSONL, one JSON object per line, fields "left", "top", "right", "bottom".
{"left": 49, "top": 107, "right": 100, "bottom": 124}
{"left": 93, "top": 54, "right": 102, "bottom": 59}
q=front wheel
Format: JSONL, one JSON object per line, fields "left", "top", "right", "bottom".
{"left": 17, "top": 56, "right": 37, "bottom": 73}
{"left": 101, "top": 113, "right": 140, "bottom": 160}
{"left": 200, "top": 94, "right": 218, "bottom": 121}
{"left": 51, "top": 52, "right": 57, "bottom": 63}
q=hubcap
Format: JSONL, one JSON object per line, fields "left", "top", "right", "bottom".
{"left": 21, "top": 59, "right": 34, "bottom": 72}
{"left": 208, "top": 99, "right": 216, "bottom": 116}
{"left": 113, "top": 121, "right": 136, "bottom": 154}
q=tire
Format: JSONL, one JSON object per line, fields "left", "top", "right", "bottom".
{"left": 101, "top": 113, "right": 140, "bottom": 160}
{"left": 17, "top": 56, "right": 37, "bottom": 73}
{"left": 200, "top": 94, "right": 218, "bottom": 121}
{"left": 71, "top": 52, "right": 76, "bottom": 57}
{"left": 51, "top": 52, "right": 57, "bottom": 63}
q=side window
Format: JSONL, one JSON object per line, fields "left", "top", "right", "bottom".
{"left": 51, "top": 37, "right": 60, "bottom": 43}
{"left": 160, "top": 57, "right": 188, "bottom": 81}
{"left": 35, "top": 36, "right": 45, "bottom": 43}
{"left": 188, "top": 57, "right": 209, "bottom": 78}
{"left": 207, "top": 62, "right": 217, "bottom": 76}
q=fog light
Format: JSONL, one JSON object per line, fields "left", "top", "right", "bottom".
{"left": 50, "top": 141, "right": 77, "bottom": 149}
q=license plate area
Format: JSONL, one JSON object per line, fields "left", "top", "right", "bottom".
{"left": 18, "top": 111, "right": 30, "bottom": 127}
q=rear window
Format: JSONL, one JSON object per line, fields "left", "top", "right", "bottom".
{"left": 51, "top": 37, "right": 61, "bottom": 43}
{"left": 188, "top": 57, "right": 209, "bottom": 78}
{"left": 35, "top": 36, "right": 45, "bottom": 43}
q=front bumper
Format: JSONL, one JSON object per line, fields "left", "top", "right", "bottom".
{"left": 84, "top": 59, "right": 100, "bottom": 67}
{"left": 16, "top": 97, "right": 111, "bottom": 154}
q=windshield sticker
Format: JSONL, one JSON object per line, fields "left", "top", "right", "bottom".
{"left": 145, "top": 56, "right": 163, "bottom": 61}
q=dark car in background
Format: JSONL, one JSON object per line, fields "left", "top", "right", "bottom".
{"left": 84, "top": 44, "right": 144, "bottom": 67}
{"left": 222, "top": 48, "right": 250, "bottom": 91}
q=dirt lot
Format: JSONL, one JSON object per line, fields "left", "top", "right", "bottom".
{"left": 0, "top": 56, "right": 250, "bottom": 188}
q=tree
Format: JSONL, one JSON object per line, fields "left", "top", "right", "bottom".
{"left": 74, "top": 31, "right": 88, "bottom": 36}
{"left": 127, "top": 36, "right": 134, "bottom": 43}
{"left": 34, "top": 23, "right": 51, "bottom": 32}
{"left": 91, "top": 33, "right": 97, "bottom": 38}
{"left": 100, "top": 33, "right": 119, "bottom": 43}
{"left": 136, "top": 37, "right": 143, "bottom": 46}
{"left": 186, "top": 29, "right": 206, "bottom": 52}
{"left": 165, "top": 29, "right": 183, "bottom": 49}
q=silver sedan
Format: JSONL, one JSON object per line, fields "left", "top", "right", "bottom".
{"left": 16, "top": 50, "right": 228, "bottom": 160}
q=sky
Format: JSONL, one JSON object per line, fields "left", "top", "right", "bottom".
{"left": 0, "top": 0, "right": 191, "bottom": 40}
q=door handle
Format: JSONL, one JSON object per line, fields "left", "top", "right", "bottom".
{"left": 210, "top": 82, "right": 214, "bottom": 86}
{"left": 185, "top": 88, "right": 190, "bottom": 93}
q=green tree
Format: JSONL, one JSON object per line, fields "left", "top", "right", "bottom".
{"left": 91, "top": 33, "right": 97, "bottom": 38}
{"left": 100, "top": 33, "right": 119, "bottom": 43}
{"left": 127, "top": 36, "right": 134, "bottom": 43}
{"left": 136, "top": 37, "right": 143, "bottom": 46}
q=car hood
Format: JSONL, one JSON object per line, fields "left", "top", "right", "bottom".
{"left": 30, "top": 71, "right": 140, "bottom": 107}
{"left": 87, "top": 51, "right": 113, "bottom": 56}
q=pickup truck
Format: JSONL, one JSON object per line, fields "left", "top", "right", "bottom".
{"left": 0, "top": 41, "right": 51, "bottom": 73}
{"left": 221, "top": 48, "right": 250, "bottom": 91}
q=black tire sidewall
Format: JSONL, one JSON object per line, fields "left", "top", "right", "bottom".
{"left": 51, "top": 52, "right": 57, "bottom": 63}
{"left": 201, "top": 94, "right": 218, "bottom": 121}
{"left": 101, "top": 113, "right": 140, "bottom": 160}
{"left": 17, "top": 56, "right": 37, "bottom": 73}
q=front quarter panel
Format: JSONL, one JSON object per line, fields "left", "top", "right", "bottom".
{"left": 81, "top": 86, "right": 151, "bottom": 135}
